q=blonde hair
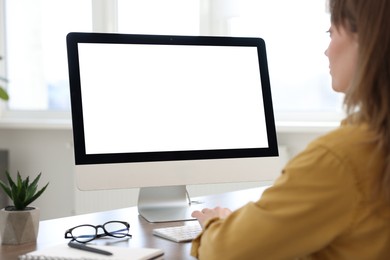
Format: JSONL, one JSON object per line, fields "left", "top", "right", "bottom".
{"left": 329, "top": 0, "right": 390, "bottom": 201}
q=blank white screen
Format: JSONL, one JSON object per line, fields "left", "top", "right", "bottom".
{"left": 78, "top": 43, "right": 268, "bottom": 154}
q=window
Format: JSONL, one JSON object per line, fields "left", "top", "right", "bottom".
{"left": 226, "top": 0, "right": 343, "bottom": 120}
{"left": 118, "top": 0, "right": 199, "bottom": 35}
{"left": 1, "top": 0, "right": 342, "bottom": 121}
{"left": 3, "top": 0, "right": 91, "bottom": 111}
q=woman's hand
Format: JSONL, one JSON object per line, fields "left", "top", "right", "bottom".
{"left": 191, "top": 207, "right": 232, "bottom": 228}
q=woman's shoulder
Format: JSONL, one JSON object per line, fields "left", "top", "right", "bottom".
{"left": 303, "top": 123, "right": 383, "bottom": 184}
{"left": 284, "top": 123, "right": 380, "bottom": 183}
{"left": 310, "top": 123, "right": 376, "bottom": 155}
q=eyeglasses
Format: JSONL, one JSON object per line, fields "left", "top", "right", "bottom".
{"left": 64, "top": 221, "right": 132, "bottom": 243}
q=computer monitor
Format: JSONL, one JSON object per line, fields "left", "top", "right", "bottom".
{"left": 66, "top": 32, "right": 279, "bottom": 223}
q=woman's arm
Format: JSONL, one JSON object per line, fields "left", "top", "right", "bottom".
{"left": 191, "top": 144, "right": 359, "bottom": 259}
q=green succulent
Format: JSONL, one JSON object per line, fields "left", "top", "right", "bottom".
{"left": 0, "top": 76, "right": 9, "bottom": 101}
{"left": 0, "top": 171, "right": 49, "bottom": 210}
{"left": 0, "top": 86, "right": 9, "bottom": 101}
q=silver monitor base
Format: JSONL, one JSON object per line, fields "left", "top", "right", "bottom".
{"left": 138, "top": 185, "right": 197, "bottom": 223}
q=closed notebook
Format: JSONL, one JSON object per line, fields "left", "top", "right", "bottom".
{"left": 19, "top": 243, "right": 164, "bottom": 260}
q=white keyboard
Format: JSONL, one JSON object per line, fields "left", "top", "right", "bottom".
{"left": 153, "top": 224, "right": 202, "bottom": 242}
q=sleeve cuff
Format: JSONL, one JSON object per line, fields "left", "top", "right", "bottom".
{"left": 190, "top": 217, "right": 220, "bottom": 258}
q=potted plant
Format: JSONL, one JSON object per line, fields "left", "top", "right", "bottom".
{"left": 0, "top": 171, "right": 49, "bottom": 245}
{"left": 0, "top": 76, "right": 9, "bottom": 101}
{"left": 0, "top": 77, "right": 9, "bottom": 117}
{"left": 0, "top": 87, "right": 8, "bottom": 101}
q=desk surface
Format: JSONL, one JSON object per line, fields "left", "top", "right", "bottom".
{"left": 0, "top": 187, "right": 267, "bottom": 260}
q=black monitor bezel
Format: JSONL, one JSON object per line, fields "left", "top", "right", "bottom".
{"left": 66, "top": 32, "right": 278, "bottom": 165}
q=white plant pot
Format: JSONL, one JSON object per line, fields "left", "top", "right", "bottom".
{"left": 0, "top": 207, "right": 40, "bottom": 245}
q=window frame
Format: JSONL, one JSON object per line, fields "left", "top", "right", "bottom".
{"left": 0, "top": 0, "right": 344, "bottom": 128}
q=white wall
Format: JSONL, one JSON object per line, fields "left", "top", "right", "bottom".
{"left": 0, "top": 126, "right": 75, "bottom": 219}
{"left": 0, "top": 120, "right": 331, "bottom": 220}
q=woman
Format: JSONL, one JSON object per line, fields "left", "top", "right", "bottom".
{"left": 191, "top": 0, "right": 390, "bottom": 259}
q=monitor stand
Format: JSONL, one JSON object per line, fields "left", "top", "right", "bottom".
{"left": 137, "top": 185, "right": 197, "bottom": 223}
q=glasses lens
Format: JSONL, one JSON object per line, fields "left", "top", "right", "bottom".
{"left": 104, "top": 221, "right": 129, "bottom": 238}
{"left": 71, "top": 225, "right": 97, "bottom": 242}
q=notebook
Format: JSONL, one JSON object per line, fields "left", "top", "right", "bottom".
{"left": 19, "top": 243, "right": 164, "bottom": 260}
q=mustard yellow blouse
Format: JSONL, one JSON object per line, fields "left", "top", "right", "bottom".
{"left": 191, "top": 123, "right": 390, "bottom": 259}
